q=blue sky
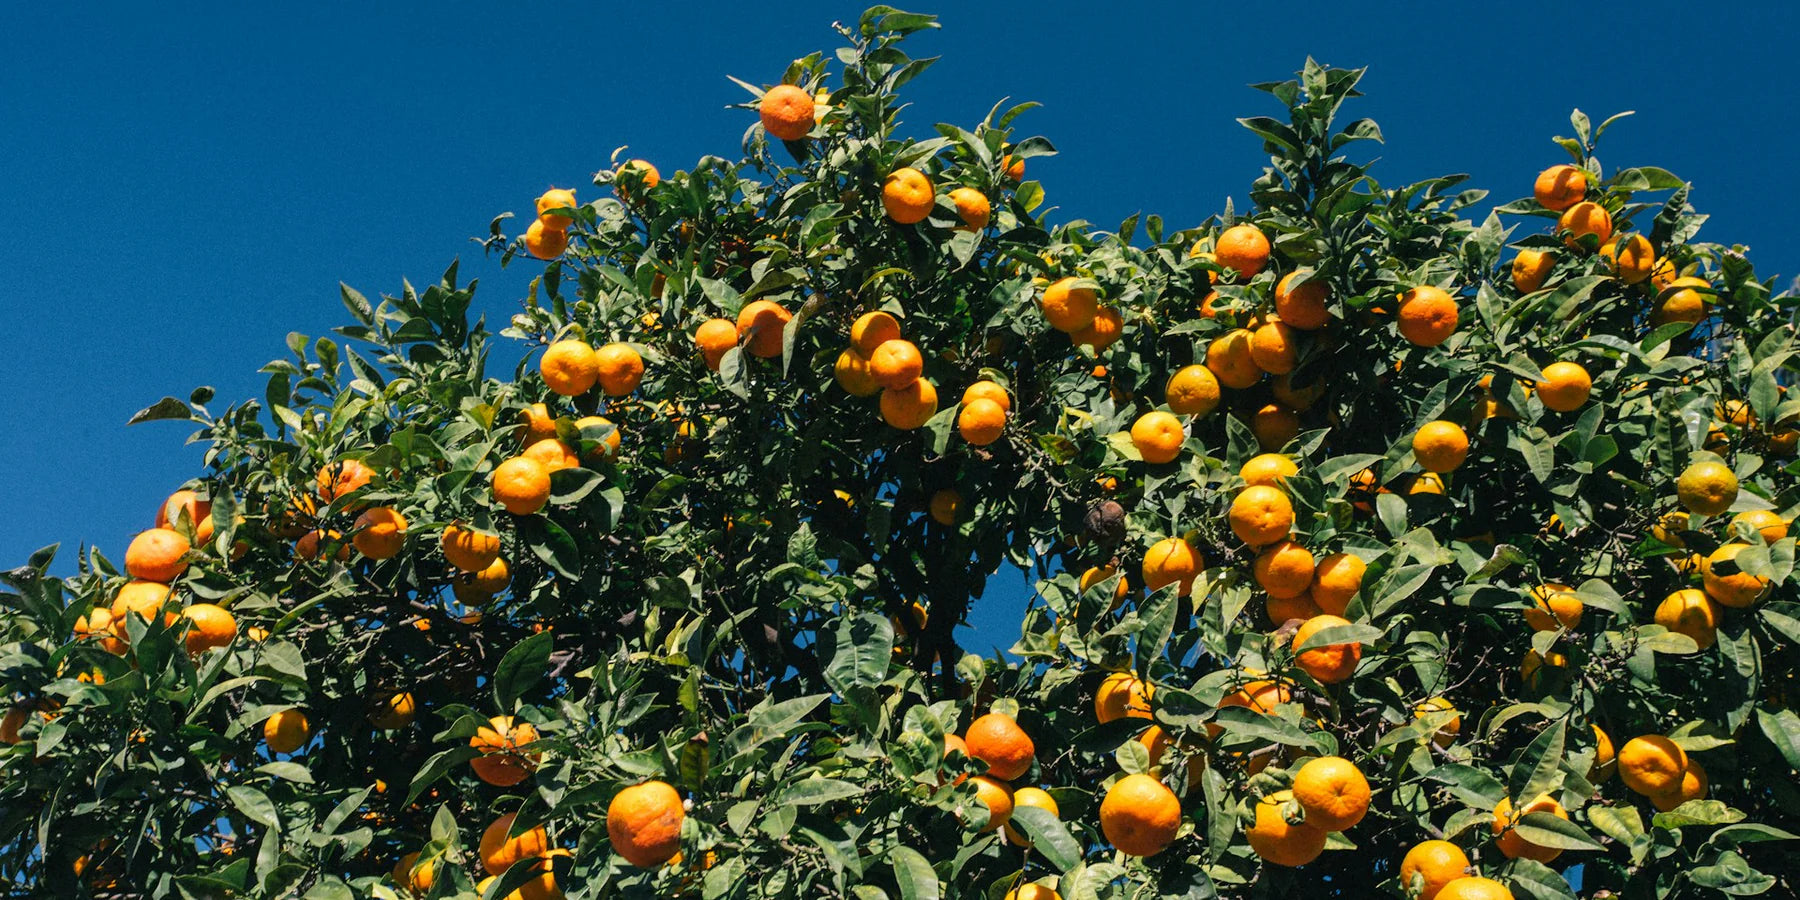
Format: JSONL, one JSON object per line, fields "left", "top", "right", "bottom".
{"left": 3, "top": 3, "right": 1797, "bottom": 647}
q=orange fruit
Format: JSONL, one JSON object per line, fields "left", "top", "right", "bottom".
{"left": 535, "top": 187, "right": 577, "bottom": 229}
{"left": 1731, "top": 509, "right": 1787, "bottom": 544}
{"left": 759, "top": 84, "right": 815, "bottom": 141}
{"left": 156, "top": 490, "right": 214, "bottom": 534}
{"left": 352, "top": 507, "right": 408, "bottom": 559}
{"left": 1559, "top": 200, "right": 1613, "bottom": 249}
{"left": 1399, "top": 839, "right": 1471, "bottom": 900}
{"left": 1650, "top": 758, "right": 1709, "bottom": 812}
{"left": 1003, "top": 786, "right": 1060, "bottom": 847}
{"left": 1655, "top": 589, "right": 1720, "bottom": 651}
{"left": 1436, "top": 877, "right": 1513, "bottom": 900}
{"left": 316, "top": 458, "right": 376, "bottom": 504}
{"left": 882, "top": 167, "right": 935, "bottom": 224}
{"left": 394, "top": 852, "right": 436, "bottom": 897}
{"left": 880, "top": 378, "right": 939, "bottom": 430}
{"left": 1229, "top": 485, "right": 1294, "bottom": 546}
{"left": 519, "top": 403, "right": 560, "bottom": 446}
{"left": 1130, "top": 411, "right": 1185, "bottom": 464}
{"left": 492, "top": 457, "right": 552, "bottom": 515}
{"left": 695, "top": 317, "right": 739, "bottom": 371}
{"left": 263, "top": 709, "right": 310, "bottom": 755}
{"left": 179, "top": 603, "right": 236, "bottom": 655}
{"left": 369, "top": 691, "right": 417, "bottom": 730}
{"left": 1274, "top": 272, "right": 1330, "bottom": 330}
{"left": 1094, "top": 672, "right": 1154, "bottom": 723}
{"left": 75, "top": 606, "right": 126, "bottom": 654}
{"left": 1617, "top": 735, "right": 1688, "bottom": 796}
{"left": 736, "top": 300, "right": 793, "bottom": 358}
{"left": 523, "top": 438, "right": 579, "bottom": 472}
{"left": 608, "top": 780, "right": 684, "bottom": 868}
{"left": 1676, "top": 460, "right": 1738, "bottom": 516}
{"left": 614, "top": 159, "right": 660, "bottom": 199}
{"left": 480, "top": 812, "right": 551, "bottom": 876}
{"left": 962, "top": 380, "right": 1011, "bottom": 413}
{"left": 1001, "top": 154, "right": 1025, "bottom": 180}
{"left": 1520, "top": 648, "right": 1567, "bottom": 690}
{"left": 1414, "top": 698, "right": 1461, "bottom": 748}
{"left": 110, "top": 580, "right": 176, "bottom": 628}
{"left": 1511, "top": 249, "right": 1554, "bottom": 293}
{"left": 1165, "top": 365, "right": 1222, "bottom": 417}
{"left": 1079, "top": 565, "right": 1132, "bottom": 610}
{"left": 1397, "top": 286, "right": 1459, "bottom": 347}
{"left": 1142, "top": 536, "right": 1203, "bottom": 596}
{"left": 1293, "top": 614, "right": 1362, "bottom": 684}
{"left": 971, "top": 775, "right": 1014, "bottom": 833}
{"left": 1039, "top": 277, "right": 1098, "bottom": 333}
{"left": 1253, "top": 541, "right": 1315, "bottom": 600}
{"left": 1240, "top": 453, "right": 1297, "bottom": 488}
{"left": 942, "top": 733, "right": 970, "bottom": 786}
{"left": 442, "top": 525, "right": 501, "bottom": 573}
{"left": 1246, "top": 790, "right": 1326, "bottom": 867}
{"left": 1248, "top": 319, "right": 1297, "bottom": 374}
{"left": 1591, "top": 725, "right": 1617, "bottom": 782}
{"left": 469, "top": 716, "right": 541, "bottom": 787}
{"left": 834, "top": 348, "right": 880, "bottom": 396}
{"left": 1249, "top": 403, "right": 1300, "bottom": 450}
{"left": 1291, "top": 755, "right": 1370, "bottom": 831}
{"left": 1206, "top": 329, "right": 1261, "bottom": 389}
{"left": 1214, "top": 224, "right": 1271, "bottom": 279}
{"left": 1071, "top": 307, "right": 1123, "bottom": 351}
{"left": 1602, "top": 233, "right": 1656, "bottom": 284}
{"left": 1411, "top": 421, "right": 1469, "bottom": 472}
{"left": 454, "top": 558, "right": 511, "bottom": 604}
{"left": 541, "top": 340, "right": 599, "bottom": 396}
{"left": 1533, "top": 164, "right": 1588, "bottom": 211}
{"left": 1492, "top": 793, "right": 1568, "bottom": 863}
{"left": 594, "top": 342, "right": 645, "bottom": 396}
{"left": 523, "top": 220, "right": 569, "bottom": 260}
{"left": 1099, "top": 773, "right": 1181, "bottom": 857}
{"left": 1271, "top": 372, "right": 1325, "bottom": 410}
{"left": 1655, "top": 276, "right": 1713, "bottom": 326}
{"left": 573, "top": 416, "right": 622, "bottom": 461}
{"left": 1702, "top": 543, "right": 1770, "bottom": 607}
{"left": 869, "top": 339, "right": 924, "bottom": 389}
{"left": 1524, "top": 583, "right": 1583, "bottom": 632}
{"left": 1309, "top": 553, "right": 1365, "bottom": 616}
{"left": 850, "top": 311, "right": 903, "bottom": 356}
{"left": 125, "top": 528, "right": 190, "bottom": 582}
{"left": 959, "top": 398, "right": 1007, "bottom": 447}
{"left": 929, "top": 488, "right": 961, "bottom": 526}
{"left": 1535, "top": 361, "right": 1591, "bottom": 412}
{"left": 949, "top": 186, "right": 991, "bottom": 230}
{"left": 964, "top": 712, "right": 1035, "bottom": 780}
{"left": 1267, "top": 592, "right": 1324, "bottom": 625}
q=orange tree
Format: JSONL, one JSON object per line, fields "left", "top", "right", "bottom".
{"left": 3, "top": 8, "right": 1799, "bottom": 899}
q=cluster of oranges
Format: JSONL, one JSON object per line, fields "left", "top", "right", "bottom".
{"left": 879, "top": 164, "right": 994, "bottom": 231}
{"left": 831, "top": 311, "right": 938, "bottom": 430}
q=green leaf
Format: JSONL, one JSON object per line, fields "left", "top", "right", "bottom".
{"left": 1507, "top": 720, "right": 1566, "bottom": 804}
{"left": 821, "top": 611, "right": 894, "bottom": 697}
{"left": 1010, "top": 804, "right": 1081, "bottom": 871}
{"left": 226, "top": 785, "right": 280, "bottom": 828}
{"left": 1293, "top": 623, "right": 1382, "bottom": 653}
{"left": 1511, "top": 813, "right": 1603, "bottom": 851}
{"left": 494, "top": 631, "right": 555, "bottom": 710}
{"left": 127, "top": 397, "right": 194, "bottom": 425}
{"left": 888, "top": 846, "right": 939, "bottom": 900}
{"left": 771, "top": 777, "right": 863, "bottom": 806}
{"left": 1652, "top": 800, "right": 1746, "bottom": 829}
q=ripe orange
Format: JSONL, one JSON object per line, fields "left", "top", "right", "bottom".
{"left": 1165, "top": 365, "right": 1222, "bottom": 417}
{"left": 1602, "top": 232, "right": 1656, "bottom": 283}
{"left": 1205, "top": 329, "right": 1261, "bottom": 389}
{"left": 1414, "top": 697, "right": 1461, "bottom": 748}
{"left": 1079, "top": 565, "right": 1132, "bottom": 610}
{"left": 1436, "top": 877, "right": 1514, "bottom": 900}
{"left": 1676, "top": 460, "right": 1738, "bottom": 516}
{"left": 1271, "top": 372, "right": 1324, "bottom": 410}
{"left": 1533, "top": 164, "right": 1588, "bottom": 211}
{"left": 1731, "top": 509, "right": 1787, "bottom": 544}
{"left": 1520, "top": 648, "right": 1567, "bottom": 690}
{"left": 1591, "top": 724, "right": 1617, "bottom": 782}
{"left": 942, "top": 733, "right": 970, "bottom": 786}
{"left": 1650, "top": 758, "right": 1709, "bottom": 812}
{"left": 1293, "top": 614, "right": 1361, "bottom": 684}
{"left": 1039, "top": 277, "right": 1099, "bottom": 333}
{"left": 157, "top": 490, "right": 213, "bottom": 534}
{"left": 1309, "top": 553, "right": 1365, "bottom": 616}
{"left": 1492, "top": 793, "right": 1568, "bottom": 863}
{"left": 1003, "top": 786, "right": 1060, "bottom": 846}
{"left": 1248, "top": 319, "right": 1297, "bottom": 374}
{"left": 1535, "top": 361, "right": 1591, "bottom": 412}
{"left": 1130, "top": 411, "right": 1185, "bottom": 464}
{"left": 519, "top": 403, "right": 560, "bottom": 446}
{"left": 1253, "top": 541, "right": 1315, "bottom": 600}
{"left": 971, "top": 775, "right": 1014, "bottom": 833}
{"left": 1655, "top": 276, "right": 1713, "bottom": 326}
{"left": 1524, "top": 583, "right": 1582, "bottom": 632}
{"left": 1617, "top": 735, "right": 1688, "bottom": 796}
{"left": 470, "top": 716, "right": 541, "bottom": 787}
{"left": 608, "top": 780, "right": 684, "bottom": 867}
{"left": 1399, "top": 839, "right": 1471, "bottom": 900}
{"left": 317, "top": 458, "right": 376, "bottom": 504}
{"left": 850, "top": 311, "right": 903, "bottom": 356}
{"left": 480, "top": 812, "right": 550, "bottom": 876}
{"left": 595, "top": 342, "right": 645, "bottom": 396}
{"left": 352, "top": 507, "right": 408, "bottom": 559}
{"left": 962, "top": 380, "right": 1011, "bottom": 412}
{"left": 75, "top": 606, "right": 126, "bottom": 654}
{"left": 1214, "top": 224, "right": 1270, "bottom": 279}
{"left": 1249, "top": 403, "right": 1300, "bottom": 450}
{"left": 1291, "top": 756, "right": 1370, "bottom": 831}
{"left": 450, "top": 558, "right": 510, "bottom": 605}
{"left": 1071, "top": 306, "right": 1123, "bottom": 350}
{"left": 1267, "top": 592, "right": 1323, "bottom": 624}
{"left": 1511, "top": 249, "right": 1554, "bottom": 293}
{"left": 881, "top": 378, "right": 939, "bottom": 430}
{"left": 949, "top": 186, "right": 991, "bottom": 230}
{"left": 1274, "top": 272, "right": 1330, "bottom": 330}
{"left": 1396, "top": 286, "right": 1459, "bottom": 347}
{"left": 695, "top": 318, "right": 740, "bottom": 371}
{"left": 110, "top": 580, "right": 176, "bottom": 628}
{"left": 1229, "top": 485, "right": 1294, "bottom": 546}
{"left": 869, "top": 339, "right": 924, "bottom": 390}
{"left": 523, "top": 438, "right": 579, "bottom": 472}
{"left": 442, "top": 525, "right": 502, "bottom": 573}
{"left": 834, "top": 348, "right": 880, "bottom": 396}
{"left": 523, "top": 220, "right": 569, "bottom": 260}
{"left": 614, "top": 159, "right": 660, "bottom": 200}
{"left": 1142, "top": 536, "right": 1203, "bottom": 596}
{"left": 1412, "top": 421, "right": 1469, "bottom": 472}
{"left": 1246, "top": 790, "right": 1326, "bottom": 867}
{"left": 394, "top": 852, "right": 436, "bottom": 897}
{"left": 736, "top": 300, "right": 793, "bottom": 358}
{"left": 959, "top": 398, "right": 1007, "bottom": 446}
{"left": 882, "top": 167, "right": 935, "bottom": 224}
{"left": 1559, "top": 201, "right": 1613, "bottom": 249}
{"left": 369, "top": 691, "right": 417, "bottom": 730}
{"left": 1000, "top": 154, "right": 1025, "bottom": 181}
{"left": 1099, "top": 773, "right": 1181, "bottom": 857}
{"left": 492, "top": 457, "right": 552, "bottom": 515}
{"left": 759, "top": 84, "right": 815, "bottom": 141}
{"left": 125, "top": 528, "right": 190, "bottom": 582}
{"left": 964, "top": 712, "right": 1035, "bottom": 780}
{"left": 1655, "top": 589, "right": 1720, "bottom": 651}
{"left": 1094, "top": 672, "right": 1154, "bottom": 723}
{"left": 540, "top": 339, "right": 599, "bottom": 396}
{"left": 1240, "top": 453, "right": 1297, "bottom": 488}
{"left": 180, "top": 603, "right": 236, "bottom": 655}
{"left": 573, "top": 416, "right": 622, "bottom": 461}
{"left": 929, "top": 488, "right": 961, "bottom": 526}
{"left": 263, "top": 709, "right": 311, "bottom": 754}
{"left": 1702, "top": 543, "right": 1770, "bottom": 607}
{"left": 535, "top": 188, "right": 578, "bottom": 229}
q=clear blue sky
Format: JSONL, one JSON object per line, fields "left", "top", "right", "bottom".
{"left": 3, "top": 2, "right": 1797, "bottom": 647}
